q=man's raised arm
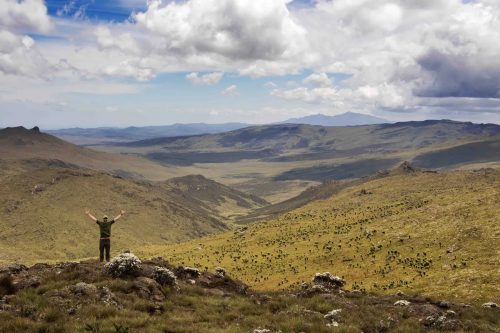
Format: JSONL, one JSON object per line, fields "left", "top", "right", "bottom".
{"left": 113, "top": 210, "right": 126, "bottom": 222}
{"left": 85, "top": 209, "right": 98, "bottom": 222}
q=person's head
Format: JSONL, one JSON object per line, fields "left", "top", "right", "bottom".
{"left": 103, "top": 215, "right": 108, "bottom": 222}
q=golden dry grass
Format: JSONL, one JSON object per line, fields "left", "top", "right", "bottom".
{"left": 140, "top": 170, "right": 500, "bottom": 302}
{"left": 0, "top": 167, "right": 229, "bottom": 264}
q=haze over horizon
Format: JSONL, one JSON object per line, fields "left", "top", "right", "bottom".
{"left": 2, "top": 0, "right": 500, "bottom": 128}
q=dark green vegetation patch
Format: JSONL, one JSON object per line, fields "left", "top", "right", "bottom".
{"left": 274, "top": 158, "right": 401, "bottom": 181}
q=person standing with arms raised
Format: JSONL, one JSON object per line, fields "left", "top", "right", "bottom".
{"left": 85, "top": 209, "right": 126, "bottom": 262}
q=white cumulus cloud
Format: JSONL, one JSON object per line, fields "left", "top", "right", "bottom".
{"left": 221, "top": 84, "right": 238, "bottom": 96}
{"left": 134, "top": 0, "right": 307, "bottom": 62}
{"left": 303, "top": 72, "right": 332, "bottom": 87}
{"left": 186, "top": 72, "right": 224, "bottom": 86}
{"left": 0, "top": 0, "right": 53, "bottom": 33}
{"left": 103, "top": 59, "right": 156, "bottom": 82}
{"left": 95, "top": 25, "right": 152, "bottom": 56}
{"left": 0, "top": 30, "right": 48, "bottom": 76}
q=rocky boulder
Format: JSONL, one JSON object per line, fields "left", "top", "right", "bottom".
{"left": 12, "top": 276, "right": 40, "bottom": 291}
{"left": 98, "top": 286, "right": 118, "bottom": 307}
{"left": 195, "top": 271, "right": 248, "bottom": 295}
{"left": 0, "top": 264, "right": 27, "bottom": 274}
{"left": 481, "top": 302, "right": 497, "bottom": 308}
{"left": 437, "top": 300, "right": 450, "bottom": 309}
{"left": 215, "top": 267, "right": 226, "bottom": 278}
{"left": 70, "top": 282, "right": 98, "bottom": 296}
{"left": 422, "top": 314, "right": 462, "bottom": 330}
{"left": 133, "top": 277, "right": 165, "bottom": 302}
{"left": 177, "top": 266, "right": 201, "bottom": 279}
{"left": 253, "top": 329, "right": 271, "bottom": 333}
{"left": 312, "top": 272, "right": 345, "bottom": 288}
{"left": 324, "top": 308, "right": 342, "bottom": 327}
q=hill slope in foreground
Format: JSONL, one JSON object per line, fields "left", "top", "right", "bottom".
{"left": 1, "top": 257, "right": 498, "bottom": 333}
{"left": 0, "top": 163, "right": 237, "bottom": 263}
{"left": 141, "top": 169, "right": 500, "bottom": 302}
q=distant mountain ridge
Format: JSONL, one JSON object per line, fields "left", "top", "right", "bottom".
{"left": 113, "top": 120, "right": 500, "bottom": 169}
{"left": 45, "top": 113, "right": 388, "bottom": 145}
{"left": 3, "top": 120, "right": 499, "bottom": 205}
{"left": 281, "top": 112, "right": 389, "bottom": 126}
{"left": 47, "top": 123, "right": 250, "bottom": 145}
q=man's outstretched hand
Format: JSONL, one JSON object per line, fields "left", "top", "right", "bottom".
{"left": 114, "top": 210, "right": 126, "bottom": 222}
{"left": 85, "top": 209, "right": 97, "bottom": 222}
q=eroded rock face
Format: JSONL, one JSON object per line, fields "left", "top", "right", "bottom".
{"left": 133, "top": 277, "right": 165, "bottom": 302}
{"left": 104, "top": 253, "right": 142, "bottom": 278}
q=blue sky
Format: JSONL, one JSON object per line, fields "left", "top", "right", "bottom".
{"left": 45, "top": 0, "right": 316, "bottom": 22}
{"left": 45, "top": 0, "right": 146, "bottom": 22}
{"left": 1, "top": 0, "right": 499, "bottom": 128}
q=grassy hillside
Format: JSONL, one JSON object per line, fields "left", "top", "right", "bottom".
{"left": 0, "top": 163, "right": 232, "bottom": 264}
{"left": 140, "top": 169, "right": 500, "bottom": 302}
{"left": 281, "top": 111, "right": 388, "bottom": 126}
{"left": 0, "top": 127, "right": 177, "bottom": 181}
{"left": 165, "top": 175, "right": 269, "bottom": 221}
{"left": 412, "top": 138, "right": 500, "bottom": 168}
{"left": 274, "top": 157, "right": 401, "bottom": 181}
{"left": 106, "top": 120, "right": 500, "bottom": 165}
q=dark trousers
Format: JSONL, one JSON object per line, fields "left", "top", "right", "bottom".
{"left": 99, "top": 238, "right": 111, "bottom": 262}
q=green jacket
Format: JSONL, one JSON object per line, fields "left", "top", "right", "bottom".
{"left": 96, "top": 220, "right": 115, "bottom": 238}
